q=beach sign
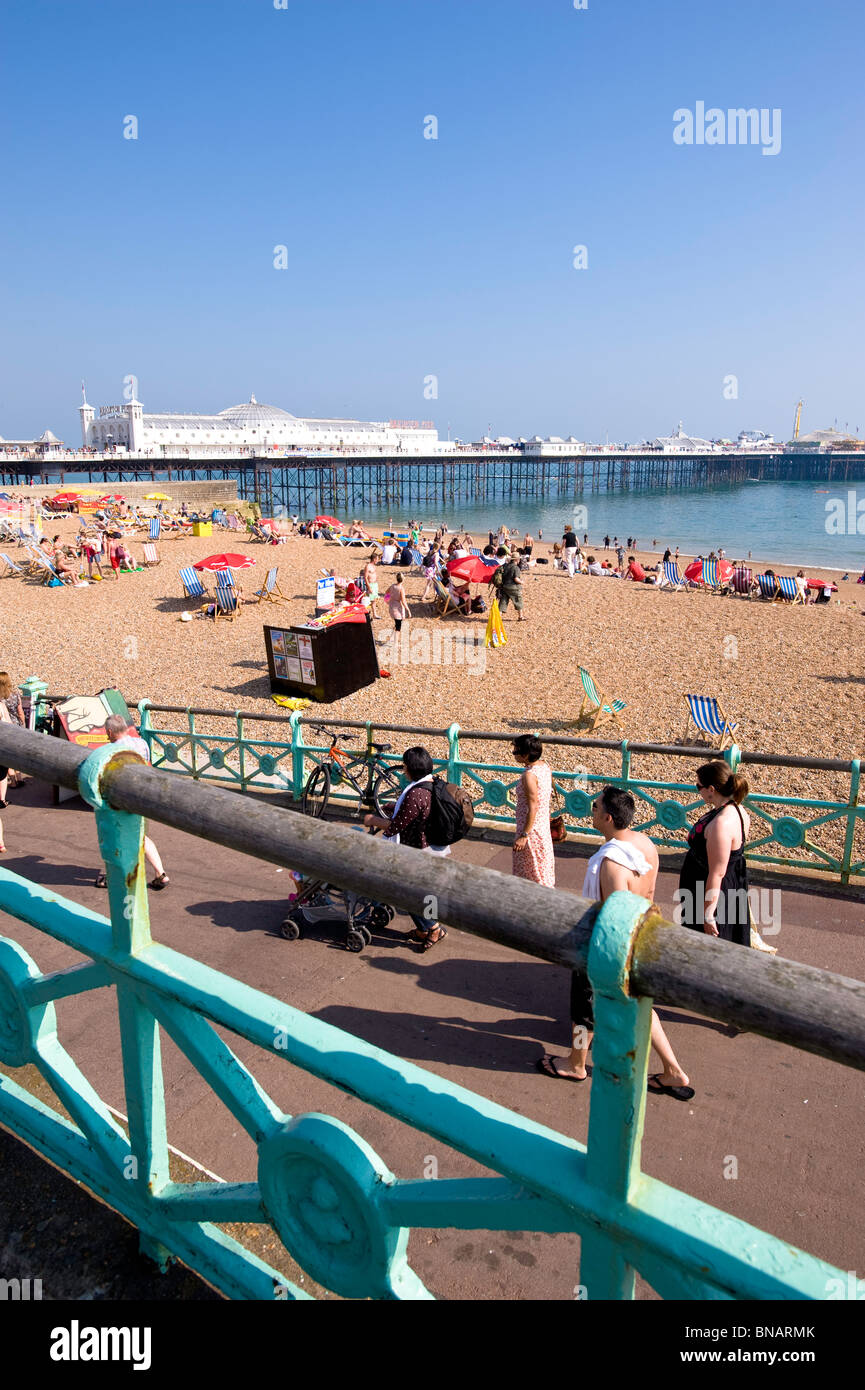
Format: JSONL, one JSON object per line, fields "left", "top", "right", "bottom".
{"left": 316, "top": 576, "right": 336, "bottom": 609}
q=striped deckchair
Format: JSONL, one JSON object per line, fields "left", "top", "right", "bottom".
{"left": 179, "top": 566, "right": 207, "bottom": 600}
{"left": 250, "top": 566, "right": 288, "bottom": 604}
{"left": 731, "top": 565, "right": 754, "bottom": 597}
{"left": 701, "top": 559, "right": 720, "bottom": 591}
{"left": 143, "top": 543, "right": 160, "bottom": 566}
{"left": 214, "top": 571, "right": 240, "bottom": 620}
{"left": 683, "top": 694, "right": 738, "bottom": 751}
{"left": 32, "top": 553, "right": 74, "bottom": 586}
{"left": 149, "top": 518, "right": 161, "bottom": 542}
{"left": 660, "top": 560, "right": 689, "bottom": 592}
{"left": 777, "top": 574, "right": 805, "bottom": 605}
{"left": 0, "top": 552, "right": 24, "bottom": 576}
{"left": 756, "top": 574, "right": 779, "bottom": 601}
{"left": 577, "top": 666, "right": 627, "bottom": 732}
{"left": 432, "top": 575, "right": 469, "bottom": 620}
{"left": 411, "top": 548, "right": 425, "bottom": 568}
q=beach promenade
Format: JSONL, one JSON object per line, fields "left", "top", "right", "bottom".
{"left": 0, "top": 776, "right": 862, "bottom": 1301}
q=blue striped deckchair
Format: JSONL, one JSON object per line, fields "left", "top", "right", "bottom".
{"left": 0, "top": 552, "right": 24, "bottom": 576}
{"left": 411, "top": 548, "right": 425, "bottom": 567}
{"left": 577, "top": 666, "right": 627, "bottom": 732}
{"left": 660, "top": 560, "right": 689, "bottom": 592}
{"left": 250, "top": 566, "right": 288, "bottom": 604}
{"left": 32, "top": 553, "right": 74, "bottom": 586}
{"left": 149, "top": 518, "right": 161, "bottom": 542}
{"left": 214, "top": 571, "right": 240, "bottom": 620}
{"left": 469, "top": 548, "right": 485, "bottom": 558}
{"left": 683, "top": 694, "right": 738, "bottom": 751}
{"left": 756, "top": 573, "right": 779, "bottom": 601}
{"left": 777, "top": 574, "right": 805, "bottom": 604}
{"left": 179, "top": 566, "right": 207, "bottom": 600}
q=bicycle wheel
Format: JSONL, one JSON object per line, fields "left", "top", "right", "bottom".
{"left": 373, "top": 766, "right": 403, "bottom": 818}
{"left": 302, "top": 763, "right": 330, "bottom": 818}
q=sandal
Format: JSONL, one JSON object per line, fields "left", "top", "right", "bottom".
{"left": 149, "top": 873, "right": 170, "bottom": 890}
{"left": 647, "top": 1072, "right": 695, "bottom": 1102}
{"left": 94, "top": 871, "right": 107, "bottom": 888}
{"left": 536, "top": 1055, "right": 587, "bottom": 1083}
{"left": 418, "top": 925, "right": 447, "bottom": 951}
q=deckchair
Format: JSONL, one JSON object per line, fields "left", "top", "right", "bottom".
{"left": 577, "top": 666, "right": 627, "bottom": 732}
{"left": 731, "top": 565, "right": 755, "bottom": 598}
{"left": 32, "top": 553, "right": 74, "bottom": 586}
{"left": 683, "top": 694, "right": 738, "bottom": 751}
{"left": 756, "top": 574, "right": 779, "bottom": 601}
{"left": 214, "top": 571, "right": 240, "bottom": 620}
{"left": 411, "top": 548, "right": 425, "bottom": 568}
{"left": 700, "top": 559, "right": 721, "bottom": 592}
{"left": 659, "top": 560, "right": 689, "bottom": 592}
{"left": 143, "top": 543, "right": 160, "bottom": 566}
{"left": 179, "top": 566, "right": 207, "bottom": 600}
{"left": 0, "top": 552, "right": 24, "bottom": 576}
{"left": 432, "top": 575, "right": 469, "bottom": 620}
{"left": 776, "top": 575, "right": 805, "bottom": 605}
{"left": 250, "top": 566, "right": 289, "bottom": 604}
{"left": 149, "top": 518, "right": 161, "bottom": 542}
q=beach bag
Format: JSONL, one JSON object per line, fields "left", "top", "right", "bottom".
{"left": 484, "top": 598, "right": 508, "bottom": 649}
{"left": 426, "top": 777, "right": 474, "bottom": 846}
{"left": 471, "top": 595, "right": 486, "bottom": 613}
{"left": 489, "top": 565, "right": 504, "bottom": 589}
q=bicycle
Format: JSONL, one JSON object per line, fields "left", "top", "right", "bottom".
{"left": 301, "top": 725, "right": 403, "bottom": 820}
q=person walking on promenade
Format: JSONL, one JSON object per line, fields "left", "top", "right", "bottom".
{"left": 94, "top": 715, "right": 169, "bottom": 890}
{"left": 538, "top": 786, "right": 694, "bottom": 1099}
{"left": 363, "top": 745, "right": 449, "bottom": 951}
{"left": 511, "top": 735, "right": 555, "bottom": 887}
{"left": 676, "top": 761, "right": 751, "bottom": 945}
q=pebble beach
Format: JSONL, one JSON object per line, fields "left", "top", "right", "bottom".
{"left": 2, "top": 511, "right": 862, "bottom": 831}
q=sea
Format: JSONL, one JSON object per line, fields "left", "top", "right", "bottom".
{"left": 348, "top": 479, "right": 865, "bottom": 574}
{"left": 53, "top": 472, "right": 864, "bottom": 572}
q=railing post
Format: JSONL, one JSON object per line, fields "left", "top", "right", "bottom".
{"left": 236, "top": 711, "right": 246, "bottom": 790}
{"left": 290, "top": 711, "right": 306, "bottom": 800}
{"left": 620, "top": 739, "right": 631, "bottom": 787}
{"left": 724, "top": 743, "right": 741, "bottom": 773}
{"left": 580, "top": 890, "right": 656, "bottom": 1300}
{"left": 446, "top": 723, "right": 461, "bottom": 785}
{"left": 841, "top": 759, "right": 861, "bottom": 886}
{"left": 21, "top": 675, "right": 48, "bottom": 732}
{"left": 188, "top": 709, "right": 197, "bottom": 779}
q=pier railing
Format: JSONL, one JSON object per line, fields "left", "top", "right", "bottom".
{"left": 0, "top": 721, "right": 862, "bottom": 1300}
{"left": 126, "top": 703, "right": 864, "bottom": 885}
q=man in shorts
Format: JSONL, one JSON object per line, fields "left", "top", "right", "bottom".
{"left": 537, "top": 785, "right": 693, "bottom": 1099}
{"left": 497, "top": 554, "right": 525, "bottom": 620}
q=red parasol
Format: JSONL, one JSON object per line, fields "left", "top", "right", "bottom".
{"left": 446, "top": 554, "right": 498, "bottom": 583}
{"left": 49, "top": 492, "right": 83, "bottom": 505}
{"left": 99, "top": 494, "right": 127, "bottom": 502}
{"left": 314, "top": 515, "right": 342, "bottom": 530}
{"left": 193, "top": 553, "right": 256, "bottom": 572}
{"left": 684, "top": 559, "right": 734, "bottom": 583}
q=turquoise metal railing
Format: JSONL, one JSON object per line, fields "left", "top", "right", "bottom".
{"left": 120, "top": 703, "right": 864, "bottom": 885}
{"left": 1, "top": 722, "right": 862, "bottom": 1301}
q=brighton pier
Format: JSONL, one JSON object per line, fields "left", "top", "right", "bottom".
{"left": 2, "top": 448, "right": 865, "bottom": 516}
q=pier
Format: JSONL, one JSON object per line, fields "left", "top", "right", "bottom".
{"left": 2, "top": 450, "right": 864, "bottom": 515}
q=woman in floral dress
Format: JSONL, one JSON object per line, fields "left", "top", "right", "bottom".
{"left": 511, "top": 735, "right": 555, "bottom": 887}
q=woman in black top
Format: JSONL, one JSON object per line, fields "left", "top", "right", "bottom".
{"left": 677, "top": 761, "right": 751, "bottom": 945}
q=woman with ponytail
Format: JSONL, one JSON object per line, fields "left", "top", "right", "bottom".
{"left": 677, "top": 761, "right": 751, "bottom": 945}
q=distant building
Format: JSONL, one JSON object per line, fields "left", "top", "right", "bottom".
{"left": 737, "top": 429, "right": 775, "bottom": 446}
{"left": 0, "top": 429, "right": 65, "bottom": 456}
{"left": 787, "top": 428, "right": 863, "bottom": 452}
{"left": 80, "top": 392, "right": 447, "bottom": 455}
{"left": 651, "top": 422, "right": 717, "bottom": 453}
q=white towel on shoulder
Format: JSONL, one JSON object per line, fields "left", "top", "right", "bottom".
{"left": 582, "top": 840, "right": 651, "bottom": 902}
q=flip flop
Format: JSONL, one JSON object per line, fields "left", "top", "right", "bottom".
{"left": 536, "top": 1055, "right": 587, "bottom": 1083}
{"left": 647, "top": 1072, "right": 695, "bottom": 1102}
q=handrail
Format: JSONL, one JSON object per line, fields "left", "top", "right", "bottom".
{"left": 2, "top": 722, "right": 864, "bottom": 1070}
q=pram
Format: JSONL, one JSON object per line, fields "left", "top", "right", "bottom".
{"left": 280, "top": 876, "right": 395, "bottom": 951}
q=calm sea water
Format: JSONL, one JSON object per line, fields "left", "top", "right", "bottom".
{"left": 54, "top": 472, "right": 863, "bottom": 571}
{"left": 356, "top": 480, "right": 864, "bottom": 573}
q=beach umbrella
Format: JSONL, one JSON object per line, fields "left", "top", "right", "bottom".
{"left": 446, "top": 554, "right": 498, "bottom": 584}
{"left": 50, "top": 492, "right": 83, "bottom": 504}
{"left": 193, "top": 553, "right": 256, "bottom": 572}
{"left": 145, "top": 492, "right": 172, "bottom": 501}
{"left": 314, "top": 515, "right": 342, "bottom": 529}
{"left": 100, "top": 494, "right": 126, "bottom": 502}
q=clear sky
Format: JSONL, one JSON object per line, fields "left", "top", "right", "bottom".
{"left": 1, "top": 0, "right": 862, "bottom": 444}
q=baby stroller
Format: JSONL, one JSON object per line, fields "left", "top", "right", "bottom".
{"left": 280, "top": 875, "right": 395, "bottom": 952}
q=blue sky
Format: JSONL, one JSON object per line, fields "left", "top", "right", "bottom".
{"left": 1, "top": 0, "right": 863, "bottom": 443}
